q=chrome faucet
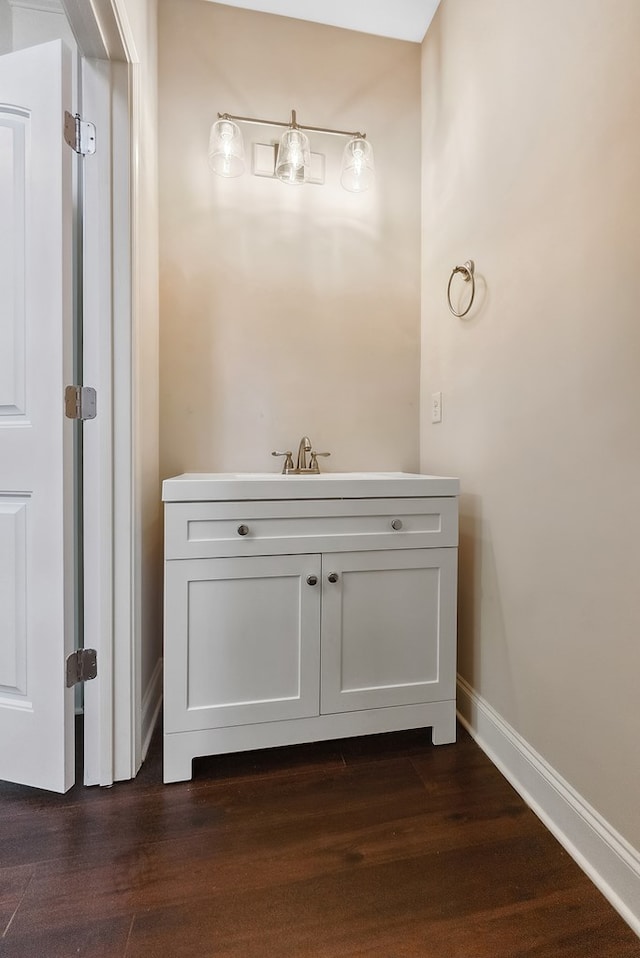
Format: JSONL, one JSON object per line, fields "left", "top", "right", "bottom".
{"left": 296, "top": 436, "right": 312, "bottom": 472}
{"left": 272, "top": 437, "right": 331, "bottom": 474}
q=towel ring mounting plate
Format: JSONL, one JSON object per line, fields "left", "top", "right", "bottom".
{"left": 447, "top": 260, "right": 475, "bottom": 317}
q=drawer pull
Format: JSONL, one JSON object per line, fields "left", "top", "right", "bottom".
{"left": 390, "top": 518, "right": 403, "bottom": 531}
{"left": 237, "top": 524, "right": 250, "bottom": 536}
{"left": 327, "top": 572, "right": 339, "bottom": 583}
{"left": 306, "top": 575, "right": 318, "bottom": 586}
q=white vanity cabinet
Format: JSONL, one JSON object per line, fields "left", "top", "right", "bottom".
{"left": 162, "top": 473, "right": 459, "bottom": 783}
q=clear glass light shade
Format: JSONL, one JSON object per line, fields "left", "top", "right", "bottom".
{"left": 275, "top": 128, "right": 310, "bottom": 185}
{"left": 208, "top": 119, "right": 245, "bottom": 177}
{"left": 340, "top": 137, "right": 375, "bottom": 192}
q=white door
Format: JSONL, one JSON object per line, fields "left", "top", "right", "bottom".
{"left": 320, "top": 548, "right": 458, "bottom": 714}
{"left": 0, "top": 40, "right": 75, "bottom": 792}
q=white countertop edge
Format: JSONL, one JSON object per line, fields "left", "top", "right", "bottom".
{"left": 162, "top": 472, "right": 460, "bottom": 502}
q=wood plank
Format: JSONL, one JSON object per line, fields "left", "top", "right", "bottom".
{"left": 0, "top": 725, "right": 636, "bottom": 957}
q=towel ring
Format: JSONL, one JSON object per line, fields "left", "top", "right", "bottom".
{"left": 447, "top": 260, "right": 475, "bottom": 317}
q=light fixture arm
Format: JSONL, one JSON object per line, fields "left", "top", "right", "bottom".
{"left": 217, "top": 110, "right": 366, "bottom": 141}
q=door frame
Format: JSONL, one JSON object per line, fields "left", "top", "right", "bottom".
{"left": 62, "top": 0, "right": 138, "bottom": 785}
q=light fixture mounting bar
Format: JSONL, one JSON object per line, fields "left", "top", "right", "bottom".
{"left": 218, "top": 111, "right": 366, "bottom": 140}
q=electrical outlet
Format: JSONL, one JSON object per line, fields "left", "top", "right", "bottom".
{"left": 431, "top": 391, "right": 442, "bottom": 424}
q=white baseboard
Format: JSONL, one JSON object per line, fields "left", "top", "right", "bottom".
{"left": 141, "top": 657, "right": 163, "bottom": 762}
{"left": 456, "top": 675, "right": 640, "bottom": 939}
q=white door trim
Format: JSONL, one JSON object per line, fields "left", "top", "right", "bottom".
{"left": 111, "top": 54, "right": 137, "bottom": 780}
{"left": 80, "top": 53, "right": 115, "bottom": 786}
{"left": 61, "top": 0, "right": 130, "bottom": 60}
{"left": 62, "top": 0, "right": 138, "bottom": 784}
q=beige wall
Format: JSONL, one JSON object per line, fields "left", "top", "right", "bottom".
{"left": 158, "top": 0, "right": 421, "bottom": 477}
{"left": 421, "top": 0, "right": 640, "bottom": 849}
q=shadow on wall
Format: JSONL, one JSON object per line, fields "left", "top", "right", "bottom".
{"left": 457, "top": 494, "right": 480, "bottom": 687}
{"left": 457, "top": 493, "right": 517, "bottom": 721}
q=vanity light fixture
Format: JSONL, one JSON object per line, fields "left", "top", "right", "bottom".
{"left": 340, "top": 136, "right": 375, "bottom": 193}
{"left": 208, "top": 118, "right": 245, "bottom": 177}
{"left": 275, "top": 116, "right": 310, "bottom": 186}
{"left": 209, "top": 109, "right": 375, "bottom": 191}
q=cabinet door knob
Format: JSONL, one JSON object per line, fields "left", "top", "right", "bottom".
{"left": 306, "top": 575, "right": 318, "bottom": 586}
{"left": 327, "top": 572, "right": 339, "bottom": 583}
{"left": 237, "top": 524, "right": 250, "bottom": 536}
{"left": 390, "top": 518, "right": 403, "bottom": 531}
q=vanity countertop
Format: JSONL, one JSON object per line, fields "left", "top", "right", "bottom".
{"left": 162, "top": 472, "right": 460, "bottom": 502}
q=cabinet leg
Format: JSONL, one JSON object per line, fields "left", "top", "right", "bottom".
{"left": 431, "top": 705, "right": 457, "bottom": 745}
{"left": 163, "top": 735, "right": 194, "bottom": 783}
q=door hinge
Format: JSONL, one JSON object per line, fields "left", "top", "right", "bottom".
{"left": 64, "top": 111, "right": 96, "bottom": 156}
{"left": 65, "top": 385, "right": 97, "bottom": 421}
{"left": 66, "top": 649, "right": 98, "bottom": 688}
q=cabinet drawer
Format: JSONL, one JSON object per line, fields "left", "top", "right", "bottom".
{"left": 165, "top": 497, "right": 458, "bottom": 559}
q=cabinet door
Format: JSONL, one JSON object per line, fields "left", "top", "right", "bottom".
{"left": 320, "top": 549, "right": 457, "bottom": 714}
{"left": 164, "top": 554, "right": 321, "bottom": 732}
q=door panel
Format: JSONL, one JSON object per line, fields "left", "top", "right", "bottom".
{"left": 0, "top": 107, "right": 26, "bottom": 418}
{"left": 0, "top": 41, "right": 74, "bottom": 791}
{"left": 164, "top": 554, "right": 321, "bottom": 733}
{"left": 0, "top": 499, "right": 27, "bottom": 694}
{"left": 320, "top": 549, "right": 457, "bottom": 714}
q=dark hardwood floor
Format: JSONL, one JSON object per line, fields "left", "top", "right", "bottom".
{"left": 0, "top": 722, "right": 638, "bottom": 957}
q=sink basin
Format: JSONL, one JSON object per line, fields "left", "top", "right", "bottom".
{"left": 162, "top": 472, "right": 459, "bottom": 501}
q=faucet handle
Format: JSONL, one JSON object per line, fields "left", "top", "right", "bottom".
{"left": 272, "top": 450, "right": 294, "bottom": 474}
{"left": 308, "top": 451, "right": 330, "bottom": 473}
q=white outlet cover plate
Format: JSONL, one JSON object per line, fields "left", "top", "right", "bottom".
{"left": 431, "top": 391, "right": 442, "bottom": 423}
